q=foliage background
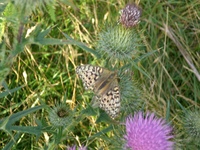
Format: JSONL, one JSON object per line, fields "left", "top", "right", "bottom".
{"left": 0, "top": 0, "right": 200, "bottom": 149}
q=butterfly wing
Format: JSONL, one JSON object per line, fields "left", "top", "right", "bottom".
{"left": 76, "top": 64, "right": 120, "bottom": 119}
{"left": 99, "top": 80, "right": 120, "bottom": 118}
{"left": 76, "top": 65, "right": 103, "bottom": 91}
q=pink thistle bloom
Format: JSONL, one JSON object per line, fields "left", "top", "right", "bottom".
{"left": 67, "top": 145, "right": 87, "bottom": 150}
{"left": 124, "top": 112, "right": 174, "bottom": 150}
{"left": 119, "top": 3, "right": 142, "bottom": 28}
{"left": 67, "top": 145, "right": 76, "bottom": 150}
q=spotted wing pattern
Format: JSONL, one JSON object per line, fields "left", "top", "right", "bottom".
{"left": 76, "top": 64, "right": 120, "bottom": 118}
{"left": 93, "top": 83, "right": 120, "bottom": 119}
{"left": 76, "top": 65, "right": 103, "bottom": 90}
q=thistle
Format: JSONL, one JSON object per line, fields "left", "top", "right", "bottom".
{"left": 124, "top": 112, "right": 174, "bottom": 150}
{"left": 67, "top": 145, "right": 87, "bottom": 150}
{"left": 97, "top": 25, "right": 140, "bottom": 62}
{"left": 119, "top": 3, "right": 142, "bottom": 28}
{"left": 96, "top": 3, "right": 142, "bottom": 62}
{"left": 48, "top": 104, "right": 73, "bottom": 127}
{"left": 118, "top": 69, "right": 142, "bottom": 117}
{"left": 183, "top": 110, "right": 200, "bottom": 147}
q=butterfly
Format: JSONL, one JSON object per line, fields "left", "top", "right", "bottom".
{"left": 76, "top": 64, "right": 120, "bottom": 119}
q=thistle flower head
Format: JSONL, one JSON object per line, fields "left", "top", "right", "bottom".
{"left": 183, "top": 110, "right": 200, "bottom": 144}
{"left": 97, "top": 25, "right": 140, "bottom": 61}
{"left": 124, "top": 112, "right": 174, "bottom": 150}
{"left": 118, "top": 69, "right": 142, "bottom": 116}
{"left": 119, "top": 3, "right": 142, "bottom": 28}
{"left": 49, "top": 104, "right": 72, "bottom": 127}
{"left": 67, "top": 145, "right": 87, "bottom": 150}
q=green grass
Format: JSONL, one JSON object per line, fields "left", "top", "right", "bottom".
{"left": 0, "top": 0, "right": 200, "bottom": 149}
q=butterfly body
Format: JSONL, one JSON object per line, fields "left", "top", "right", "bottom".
{"left": 76, "top": 64, "right": 120, "bottom": 118}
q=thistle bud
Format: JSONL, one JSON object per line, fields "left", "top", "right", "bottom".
{"left": 48, "top": 104, "right": 72, "bottom": 127}
{"left": 119, "top": 3, "right": 142, "bottom": 28}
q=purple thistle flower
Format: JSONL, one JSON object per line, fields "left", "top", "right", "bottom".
{"left": 67, "top": 145, "right": 76, "bottom": 150}
{"left": 124, "top": 112, "right": 174, "bottom": 150}
{"left": 79, "top": 146, "right": 87, "bottom": 150}
{"left": 67, "top": 145, "right": 87, "bottom": 150}
{"left": 119, "top": 3, "right": 142, "bottom": 28}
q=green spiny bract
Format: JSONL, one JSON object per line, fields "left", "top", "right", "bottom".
{"left": 183, "top": 110, "right": 200, "bottom": 147}
{"left": 97, "top": 25, "right": 141, "bottom": 62}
